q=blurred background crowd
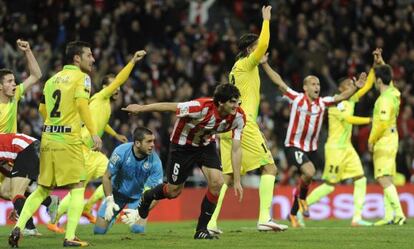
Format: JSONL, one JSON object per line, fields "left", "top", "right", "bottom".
{"left": 1, "top": 0, "right": 414, "bottom": 186}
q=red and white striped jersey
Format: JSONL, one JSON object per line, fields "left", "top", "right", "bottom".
{"left": 0, "top": 133, "right": 37, "bottom": 162}
{"left": 284, "top": 87, "right": 336, "bottom": 151}
{"left": 171, "top": 98, "right": 246, "bottom": 147}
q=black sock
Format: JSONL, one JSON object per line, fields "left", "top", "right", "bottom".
{"left": 42, "top": 196, "right": 52, "bottom": 207}
{"left": 299, "top": 184, "right": 309, "bottom": 200}
{"left": 144, "top": 183, "right": 167, "bottom": 201}
{"left": 290, "top": 197, "right": 299, "bottom": 215}
{"left": 196, "top": 195, "right": 217, "bottom": 231}
{"left": 139, "top": 184, "right": 167, "bottom": 218}
{"left": 13, "top": 196, "right": 36, "bottom": 229}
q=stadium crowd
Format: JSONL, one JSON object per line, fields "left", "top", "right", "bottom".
{"left": 1, "top": 0, "right": 414, "bottom": 184}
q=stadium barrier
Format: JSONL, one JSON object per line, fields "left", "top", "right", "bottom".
{"left": 0, "top": 184, "right": 413, "bottom": 225}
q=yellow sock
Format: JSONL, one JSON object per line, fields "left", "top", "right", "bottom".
{"left": 352, "top": 177, "right": 366, "bottom": 221}
{"left": 84, "top": 184, "right": 104, "bottom": 212}
{"left": 306, "top": 183, "right": 334, "bottom": 206}
{"left": 384, "top": 185, "right": 404, "bottom": 218}
{"left": 258, "top": 174, "right": 275, "bottom": 223}
{"left": 65, "top": 188, "right": 85, "bottom": 240}
{"left": 207, "top": 183, "right": 227, "bottom": 229}
{"left": 16, "top": 185, "right": 50, "bottom": 229}
{"left": 383, "top": 193, "right": 393, "bottom": 220}
{"left": 53, "top": 192, "right": 71, "bottom": 224}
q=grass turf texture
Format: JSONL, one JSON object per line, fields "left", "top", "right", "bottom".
{"left": 2, "top": 219, "right": 412, "bottom": 249}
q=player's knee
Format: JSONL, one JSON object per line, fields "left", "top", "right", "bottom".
{"left": 262, "top": 163, "right": 277, "bottom": 176}
{"left": 93, "top": 225, "right": 108, "bottom": 235}
{"left": 130, "top": 224, "right": 145, "bottom": 233}
{"left": 209, "top": 178, "right": 223, "bottom": 194}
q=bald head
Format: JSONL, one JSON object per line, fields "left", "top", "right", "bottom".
{"left": 303, "top": 75, "right": 321, "bottom": 100}
{"left": 303, "top": 75, "right": 320, "bottom": 86}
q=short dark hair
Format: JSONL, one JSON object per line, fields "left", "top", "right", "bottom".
{"left": 236, "top": 33, "right": 258, "bottom": 59}
{"left": 64, "top": 41, "right": 92, "bottom": 64}
{"left": 133, "top": 127, "right": 153, "bottom": 142}
{"left": 374, "top": 65, "right": 393, "bottom": 85}
{"left": 213, "top": 83, "right": 241, "bottom": 106}
{"left": 99, "top": 74, "right": 115, "bottom": 91}
{"left": 0, "top": 68, "right": 13, "bottom": 84}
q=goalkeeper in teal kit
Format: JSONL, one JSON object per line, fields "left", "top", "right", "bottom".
{"left": 94, "top": 127, "right": 163, "bottom": 234}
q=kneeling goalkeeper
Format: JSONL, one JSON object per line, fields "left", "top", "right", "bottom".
{"left": 94, "top": 127, "right": 163, "bottom": 234}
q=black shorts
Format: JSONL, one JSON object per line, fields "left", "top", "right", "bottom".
{"left": 285, "top": 146, "right": 321, "bottom": 169}
{"left": 166, "top": 142, "right": 221, "bottom": 185}
{"left": 10, "top": 141, "right": 40, "bottom": 180}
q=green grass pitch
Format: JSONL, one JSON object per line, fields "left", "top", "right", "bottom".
{"left": 2, "top": 219, "right": 412, "bottom": 249}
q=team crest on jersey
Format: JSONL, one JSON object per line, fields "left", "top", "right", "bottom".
{"left": 143, "top": 162, "right": 150, "bottom": 169}
{"left": 84, "top": 76, "right": 91, "bottom": 89}
{"left": 110, "top": 153, "right": 121, "bottom": 165}
{"left": 180, "top": 106, "right": 189, "bottom": 115}
{"left": 172, "top": 175, "right": 178, "bottom": 182}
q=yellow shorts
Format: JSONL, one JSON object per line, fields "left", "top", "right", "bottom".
{"left": 38, "top": 139, "right": 86, "bottom": 187}
{"left": 83, "top": 146, "right": 108, "bottom": 182}
{"left": 323, "top": 145, "right": 364, "bottom": 183}
{"left": 221, "top": 120, "right": 274, "bottom": 175}
{"left": 373, "top": 136, "right": 398, "bottom": 179}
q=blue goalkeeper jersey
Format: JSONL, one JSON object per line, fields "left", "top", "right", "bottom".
{"left": 108, "top": 142, "right": 163, "bottom": 200}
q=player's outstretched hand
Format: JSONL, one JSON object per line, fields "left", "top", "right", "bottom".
{"left": 233, "top": 181, "right": 243, "bottom": 202}
{"left": 373, "top": 48, "right": 385, "bottom": 66}
{"left": 16, "top": 39, "right": 30, "bottom": 52}
{"left": 92, "top": 134, "right": 103, "bottom": 151}
{"left": 115, "top": 134, "right": 128, "bottom": 143}
{"left": 121, "top": 104, "right": 144, "bottom": 114}
{"left": 262, "top": 5, "right": 272, "bottom": 21}
{"left": 121, "top": 209, "right": 139, "bottom": 226}
{"left": 132, "top": 50, "right": 147, "bottom": 63}
{"left": 104, "top": 195, "right": 120, "bottom": 221}
{"left": 354, "top": 72, "right": 367, "bottom": 88}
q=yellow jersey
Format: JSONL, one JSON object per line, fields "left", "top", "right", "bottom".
{"left": 326, "top": 95, "right": 358, "bottom": 147}
{"left": 0, "top": 84, "right": 24, "bottom": 133}
{"left": 326, "top": 69, "right": 375, "bottom": 147}
{"left": 229, "top": 20, "right": 269, "bottom": 122}
{"left": 42, "top": 65, "right": 91, "bottom": 144}
{"left": 81, "top": 61, "right": 135, "bottom": 148}
{"left": 369, "top": 85, "right": 401, "bottom": 144}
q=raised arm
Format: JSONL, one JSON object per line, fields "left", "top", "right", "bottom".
{"left": 250, "top": 6, "right": 271, "bottom": 62}
{"left": 261, "top": 60, "right": 289, "bottom": 94}
{"left": 122, "top": 102, "right": 178, "bottom": 114}
{"left": 101, "top": 50, "right": 146, "bottom": 97}
{"left": 353, "top": 48, "right": 384, "bottom": 99}
{"left": 334, "top": 72, "right": 367, "bottom": 103}
{"left": 17, "top": 39, "right": 42, "bottom": 91}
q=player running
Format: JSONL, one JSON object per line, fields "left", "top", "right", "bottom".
{"left": 261, "top": 55, "right": 367, "bottom": 227}
{"left": 208, "top": 5, "right": 287, "bottom": 234}
{"left": 47, "top": 50, "right": 146, "bottom": 234}
{"left": 301, "top": 49, "right": 384, "bottom": 227}
{"left": 8, "top": 41, "right": 102, "bottom": 248}
{"left": 122, "top": 83, "right": 245, "bottom": 239}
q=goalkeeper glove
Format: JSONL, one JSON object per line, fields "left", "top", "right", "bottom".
{"left": 104, "top": 195, "right": 120, "bottom": 221}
